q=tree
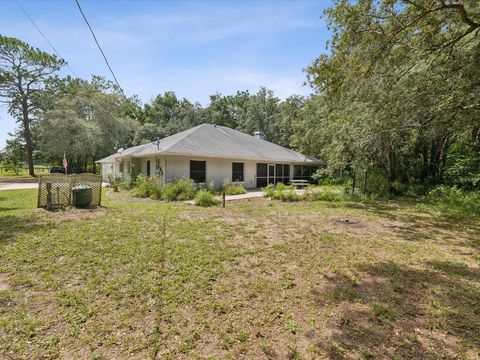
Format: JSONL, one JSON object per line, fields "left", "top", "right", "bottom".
{"left": 303, "top": 0, "right": 480, "bottom": 188}
{"left": 39, "top": 77, "right": 139, "bottom": 172}
{"left": 135, "top": 92, "right": 203, "bottom": 143}
{"left": 1, "top": 135, "right": 25, "bottom": 175}
{"left": 0, "top": 35, "right": 64, "bottom": 176}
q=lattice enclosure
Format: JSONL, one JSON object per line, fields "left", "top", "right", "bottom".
{"left": 37, "top": 173, "right": 102, "bottom": 208}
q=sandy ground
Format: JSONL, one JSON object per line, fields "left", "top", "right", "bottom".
{"left": 0, "top": 181, "right": 109, "bottom": 191}
{"left": 0, "top": 182, "right": 38, "bottom": 190}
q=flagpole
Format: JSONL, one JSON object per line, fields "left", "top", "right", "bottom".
{"left": 63, "top": 152, "right": 68, "bottom": 175}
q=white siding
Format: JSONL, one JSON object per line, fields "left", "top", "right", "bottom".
{"left": 165, "top": 156, "right": 190, "bottom": 183}
{"left": 244, "top": 161, "right": 256, "bottom": 189}
{"left": 138, "top": 157, "right": 156, "bottom": 176}
{"left": 100, "top": 162, "right": 122, "bottom": 182}
{"left": 164, "top": 156, "right": 257, "bottom": 189}
{"left": 119, "top": 155, "right": 294, "bottom": 189}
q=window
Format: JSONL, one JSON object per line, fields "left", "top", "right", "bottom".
{"left": 232, "top": 162, "right": 244, "bottom": 182}
{"left": 190, "top": 160, "right": 206, "bottom": 183}
{"left": 146, "top": 160, "right": 151, "bottom": 176}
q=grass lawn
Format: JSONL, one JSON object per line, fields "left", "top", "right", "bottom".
{"left": 0, "top": 166, "right": 49, "bottom": 178}
{"left": 0, "top": 189, "right": 479, "bottom": 359}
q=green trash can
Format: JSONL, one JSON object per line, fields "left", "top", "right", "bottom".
{"left": 72, "top": 185, "right": 93, "bottom": 208}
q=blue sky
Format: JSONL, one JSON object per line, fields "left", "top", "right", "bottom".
{"left": 0, "top": 0, "right": 332, "bottom": 148}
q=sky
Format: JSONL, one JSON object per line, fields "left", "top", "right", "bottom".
{"left": 0, "top": 0, "right": 332, "bottom": 148}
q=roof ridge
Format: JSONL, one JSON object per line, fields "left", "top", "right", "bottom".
{"left": 159, "top": 123, "right": 205, "bottom": 152}
{"left": 215, "top": 125, "right": 309, "bottom": 160}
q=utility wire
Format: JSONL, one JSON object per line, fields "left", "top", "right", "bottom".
{"left": 17, "top": 0, "right": 137, "bottom": 120}
{"left": 16, "top": 0, "right": 78, "bottom": 78}
{"left": 74, "top": 0, "right": 127, "bottom": 99}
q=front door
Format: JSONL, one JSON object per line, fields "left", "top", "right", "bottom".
{"left": 268, "top": 164, "right": 275, "bottom": 184}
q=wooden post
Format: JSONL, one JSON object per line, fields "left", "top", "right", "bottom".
{"left": 46, "top": 182, "right": 52, "bottom": 211}
{"left": 222, "top": 192, "right": 226, "bottom": 208}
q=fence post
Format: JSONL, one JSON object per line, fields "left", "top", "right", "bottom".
{"left": 46, "top": 182, "right": 52, "bottom": 211}
{"left": 222, "top": 192, "right": 225, "bottom": 208}
{"left": 98, "top": 175, "right": 102, "bottom": 206}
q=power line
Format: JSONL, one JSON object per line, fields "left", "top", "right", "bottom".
{"left": 17, "top": 0, "right": 137, "bottom": 120}
{"left": 75, "top": 0, "right": 127, "bottom": 99}
{"left": 16, "top": 0, "right": 78, "bottom": 78}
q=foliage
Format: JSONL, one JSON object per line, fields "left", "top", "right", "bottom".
{"left": 1, "top": 136, "right": 24, "bottom": 175}
{"left": 118, "top": 173, "right": 133, "bottom": 190}
{"left": 305, "top": 189, "right": 346, "bottom": 202}
{"left": 134, "top": 91, "right": 203, "bottom": 144}
{"left": 162, "top": 178, "right": 196, "bottom": 201}
{"left": 427, "top": 186, "right": 480, "bottom": 217}
{"left": 39, "top": 76, "right": 139, "bottom": 173}
{"left": 302, "top": 1, "right": 480, "bottom": 192}
{"left": 222, "top": 180, "right": 246, "bottom": 195}
{"left": 194, "top": 190, "right": 219, "bottom": 207}
{"left": 0, "top": 35, "right": 65, "bottom": 176}
{"left": 132, "top": 174, "right": 162, "bottom": 199}
{"left": 443, "top": 142, "right": 480, "bottom": 190}
{"left": 263, "top": 183, "right": 301, "bottom": 202}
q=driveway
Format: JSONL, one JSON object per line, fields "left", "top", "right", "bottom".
{"left": 0, "top": 177, "right": 38, "bottom": 191}
{"left": 0, "top": 179, "right": 109, "bottom": 191}
{"left": 0, "top": 182, "right": 38, "bottom": 191}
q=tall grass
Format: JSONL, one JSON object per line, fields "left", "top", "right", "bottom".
{"left": 263, "top": 183, "right": 348, "bottom": 203}
{"left": 222, "top": 180, "right": 247, "bottom": 195}
{"left": 427, "top": 186, "right": 480, "bottom": 217}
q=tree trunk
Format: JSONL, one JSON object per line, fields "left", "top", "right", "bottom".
{"left": 352, "top": 169, "right": 356, "bottom": 194}
{"left": 388, "top": 146, "right": 396, "bottom": 182}
{"left": 21, "top": 101, "right": 35, "bottom": 177}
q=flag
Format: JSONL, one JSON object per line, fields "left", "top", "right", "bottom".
{"left": 63, "top": 152, "right": 68, "bottom": 174}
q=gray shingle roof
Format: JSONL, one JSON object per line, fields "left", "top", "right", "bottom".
{"left": 96, "top": 153, "right": 122, "bottom": 163}
{"left": 102, "top": 124, "right": 321, "bottom": 164}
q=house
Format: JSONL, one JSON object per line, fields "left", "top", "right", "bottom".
{"left": 96, "top": 123, "right": 321, "bottom": 189}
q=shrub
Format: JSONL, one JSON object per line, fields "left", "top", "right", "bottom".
{"left": 194, "top": 190, "right": 219, "bottom": 207}
{"left": 306, "top": 190, "right": 346, "bottom": 202}
{"left": 427, "top": 186, "right": 480, "bottom": 217}
{"left": 223, "top": 180, "right": 247, "bottom": 195}
{"left": 118, "top": 173, "right": 134, "bottom": 190}
{"left": 263, "top": 184, "right": 276, "bottom": 198}
{"left": 263, "top": 183, "right": 300, "bottom": 202}
{"left": 198, "top": 181, "right": 217, "bottom": 194}
{"left": 162, "top": 178, "right": 196, "bottom": 201}
{"left": 277, "top": 189, "right": 302, "bottom": 202}
{"left": 132, "top": 174, "right": 162, "bottom": 199}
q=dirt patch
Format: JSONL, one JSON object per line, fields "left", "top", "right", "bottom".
{"left": 0, "top": 273, "right": 10, "bottom": 291}
{"left": 332, "top": 217, "right": 360, "bottom": 225}
{"left": 34, "top": 208, "right": 107, "bottom": 223}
